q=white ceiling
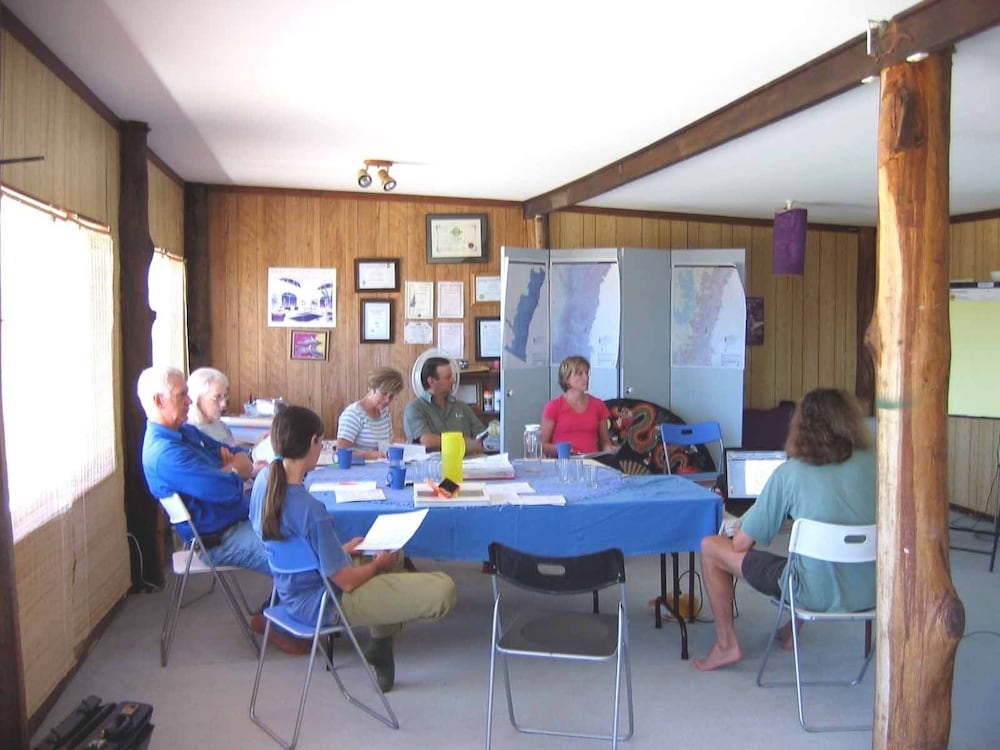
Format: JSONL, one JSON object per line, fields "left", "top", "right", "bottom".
{"left": 3, "top": 0, "right": 998, "bottom": 226}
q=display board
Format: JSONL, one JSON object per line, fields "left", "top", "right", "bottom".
{"left": 948, "top": 288, "right": 1000, "bottom": 418}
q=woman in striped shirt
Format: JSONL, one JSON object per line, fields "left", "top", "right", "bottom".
{"left": 335, "top": 367, "right": 404, "bottom": 460}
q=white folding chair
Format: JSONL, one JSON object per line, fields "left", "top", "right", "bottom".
{"left": 485, "top": 542, "right": 633, "bottom": 749}
{"left": 158, "top": 493, "right": 257, "bottom": 666}
{"left": 249, "top": 535, "right": 398, "bottom": 750}
{"left": 756, "top": 519, "right": 877, "bottom": 732}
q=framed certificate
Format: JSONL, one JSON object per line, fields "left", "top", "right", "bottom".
{"left": 426, "top": 213, "right": 488, "bottom": 264}
{"left": 360, "top": 299, "right": 394, "bottom": 343}
{"left": 355, "top": 258, "right": 400, "bottom": 292}
{"left": 475, "top": 316, "right": 501, "bottom": 360}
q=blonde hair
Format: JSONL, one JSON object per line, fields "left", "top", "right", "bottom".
{"left": 557, "top": 355, "right": 590, "bottom": 392}
{"left": 367, "top": 367, "right": 403, "bottom": 396}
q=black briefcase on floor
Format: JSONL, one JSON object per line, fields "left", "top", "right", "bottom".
{"left": 34, "top": 695, "right": 154, "bottom": 750}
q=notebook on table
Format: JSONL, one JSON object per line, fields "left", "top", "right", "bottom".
{"left": 724, "top": 448, "right": 787, "bottom": 501}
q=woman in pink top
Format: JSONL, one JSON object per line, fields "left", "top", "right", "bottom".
{"left": 541, "top": 355, "right": 616, "bottom": 457}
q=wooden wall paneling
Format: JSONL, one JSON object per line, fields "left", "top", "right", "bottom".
{"left": 594, "top": 214, "right": 615, "bottom": 247}
{"left": 640, "top": 217, "right": 659, "bottom": 248}
{"left": 617, "top": 216, "right": 641, "bottom": 247}
{"left": 669, "top": 220, "right": 687, "bottom": 250}
{"left": 748, "top": 225, "right": 774, "bottom": 408}
{"left": 283, "top": 195, "right": 321, "bottom": 416}
{"left": 581, "top": 212, "right": 596, "bottom": 247}
{"left": 2, "top": 35, "right": 28, "bottom": 189}
{"left": 771, "top": 265, "right": 794, "bottom": 405}
{"left": 260, "top": 196, "right": 290, "bottom": 405}
{"left": 787, "top": 237, "right": 805, "bottom": 399}
{"left": 236, "top": 193, "right": 262, "bottom": 402}
{"left": 800, "top": 230, "right": 821, "bottom": 399}
{"left": 816, "top": 231, "right": 838, "bottom": 387}
{"left": 838, "top": 232, "right": 858, "bottom": 393}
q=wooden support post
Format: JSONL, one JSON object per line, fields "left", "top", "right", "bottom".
{"left": 119, "top": 121, "right": 162, "bottom": 588}
{"left": 184, "top": 183, "right": 211, "bottom": 369}
{"left": 870, "top": 50, "right": 965, "bottom": 748}
{"left": 533, "top": 214, "right": 549, "bottom": 250}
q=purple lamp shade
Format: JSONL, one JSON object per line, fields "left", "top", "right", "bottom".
{"left": 773, "top": 207, "right": 808, "bottom": 276}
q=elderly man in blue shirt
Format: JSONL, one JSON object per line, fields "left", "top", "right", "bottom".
{"left": 137, "top": 365, "right": 269, "bottom": 574}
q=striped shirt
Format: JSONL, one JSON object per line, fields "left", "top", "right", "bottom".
{"left": 336, "top": 400, "right": 392, "bottom": 450}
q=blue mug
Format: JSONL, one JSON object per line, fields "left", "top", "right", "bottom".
{"left": 336, "top": 447, "right": 353, "bottom": 468}
{"left": 386, "top": 465, "right": 407, "bottom": 489}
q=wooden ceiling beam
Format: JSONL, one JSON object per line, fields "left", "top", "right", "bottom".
{"left": 522, "top": 0, "right": 1000, "bottom": 218}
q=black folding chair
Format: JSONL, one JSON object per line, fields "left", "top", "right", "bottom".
{"left": 485, "top": 542, "right": 633, "bottom": 749}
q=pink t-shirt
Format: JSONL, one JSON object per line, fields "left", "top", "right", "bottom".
{"left": 542, "top": 395, "right": 610, "bottom": 454}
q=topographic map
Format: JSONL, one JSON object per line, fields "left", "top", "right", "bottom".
{"left": 503, "top": 262, "right": 549, "bottom": 368}
{"left": 549, "top": 262, "right": 620, "bottom": 367}
{"left": 671, "top": 265, "right": 745, "bottom": 368}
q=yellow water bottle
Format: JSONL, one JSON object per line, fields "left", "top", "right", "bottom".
{"left": 441, "top": 431, "right": 465, "bottom": 483}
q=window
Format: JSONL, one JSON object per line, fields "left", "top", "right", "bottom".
{"left": 0, "top": 189, "right": 116, "bottom": 541}
{"left": 148, "top": 249, "right": 187, "bottom": 369}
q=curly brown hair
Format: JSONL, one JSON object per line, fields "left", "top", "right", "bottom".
{"left": 784, "top": 388, "right": 871, "bottom": 466}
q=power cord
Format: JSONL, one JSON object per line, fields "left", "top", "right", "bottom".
{"left": 126, "top": 532, "right": 163, "bottom": 592}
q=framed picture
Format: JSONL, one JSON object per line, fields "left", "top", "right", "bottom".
{"left": 426, "top": 213, "right": 489, "bottom": 264}
{"left": 360, "top": 298, "right": 394, "bottom": 343}
{"left": 475, "top": 316, "right": 501, "bottom": 360}
{"left": 289, "top": 330, "right": 329, "bottom": 361}
{"left": 456, "top": 382, "right": 480, "bottom": 406}
{"left": 354, "top": 258, "right": 400, "bottom": 292}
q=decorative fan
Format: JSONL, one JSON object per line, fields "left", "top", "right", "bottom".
{"left": 409, "top": 347, "right": 461, "bottom": 398}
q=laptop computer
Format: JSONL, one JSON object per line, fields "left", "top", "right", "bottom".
{"left": 725, "top": 448, "right": 787, "bottom": 502}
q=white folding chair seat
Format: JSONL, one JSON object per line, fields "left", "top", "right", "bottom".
{"left": 756, "top": 518, "right": 877, "bottom": 732}
{"left": 485, "top": 542, "right": 633, "bottom": 749}
{"left": 158, "top": 493, "right": 257, "bottom": 666}
{"left": 249, "top": 535, "right": 397, "bottom": 750}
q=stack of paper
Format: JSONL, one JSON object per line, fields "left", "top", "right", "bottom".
{"left": 412, "top": 480, "right": 566, "bottom": 507}
{"left": 463, "top": 453, "right": 515, "bottom": 479}
{"left": 309, "top": 479, "right": 385, "bottom": 503}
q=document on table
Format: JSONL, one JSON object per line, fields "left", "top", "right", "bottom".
{"left": 354, "top": 509, "right": 429, "bottom": 552}
{"left": 309, "top": 480, "right": 385, "bottom": 503}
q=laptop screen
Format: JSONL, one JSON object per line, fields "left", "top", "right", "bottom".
{"left": 725, "top": 449, "right": 787, "bottom": 500}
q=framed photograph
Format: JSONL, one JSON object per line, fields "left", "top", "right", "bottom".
{"left": 360, "top": 298, "right": 394, "bottom": 343}
{"left": 475, "top": 316, "right": 501, "bottom": 360}
{"left": 354, "top": 258, "right": 400, "bottom": 292}
{"left": 456, "top": 382, "right": 480, "bottom": 406}
{"left": 426, "top": 213, "right": 489, "bottom": 264}
{"left": 289, "top": 330, "right": 329, "bottom": 361}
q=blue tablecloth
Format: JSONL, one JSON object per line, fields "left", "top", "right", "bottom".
{"left": 307, "top": 460, "right": 722, "bottom": 561}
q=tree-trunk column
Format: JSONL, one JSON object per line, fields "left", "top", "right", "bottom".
{"left": 869, "top": 49, "right": 964, "bottom": 749}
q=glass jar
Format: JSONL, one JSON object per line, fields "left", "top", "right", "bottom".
{"left": 523, "top": 423, "right": 542, "bottom": 463}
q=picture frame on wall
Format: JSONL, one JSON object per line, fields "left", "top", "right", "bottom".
{"left": 289, "top": 330, "right": 329, "bottom": 361}
{"left": 354, "top": 258, "right": 400, "bottom": 292}
{"left": 360, "top": 298, "right": 394, "bottom": 343}
{"left": 475, "top": 316, "right": 501, "bottom": 360}
{"left": 426, "top": 213, "right": 488, "bottom": 264}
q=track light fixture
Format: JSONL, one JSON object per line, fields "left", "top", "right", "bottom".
{"left": 358, "top": 159, "right": 396, "bottom": 192}
{"left": 378, "top": 168, "right": 396, "bottom": 192}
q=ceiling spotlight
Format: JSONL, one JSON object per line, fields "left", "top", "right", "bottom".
{"left": 906, "top": 51, "right": 930, "bottom": 63}
{"left": 357, "top": 167, "right": 372, "bottom": 188}
{"left": 378, "top": 167, "right": 396, "bottom": 192}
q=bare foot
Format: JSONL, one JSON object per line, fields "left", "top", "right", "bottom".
{"left": 776, "top": 620, "right": 802, "bottom": 651}
{"left": 693, "top": 642, "right": 743, "bottom": 671}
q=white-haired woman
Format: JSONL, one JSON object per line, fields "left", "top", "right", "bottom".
{"left": 187, "top": 367, "right": 236, "bottom": 444}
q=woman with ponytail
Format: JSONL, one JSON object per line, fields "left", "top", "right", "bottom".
{"left": 250, "top": 405, "right": 456, "bottom": 692}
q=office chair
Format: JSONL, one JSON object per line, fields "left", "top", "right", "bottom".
{"left": 756, "top": 519, "right": 877, "bottom": 732}
{"left": 654, "top": 421, "right": 724, "bottom": 647}
{"left": 158, "top": 493, "right": 257, "bottom": 667}
{"left": 949, "top": 433, "right": 1000, "bottom": 571}
{"left": 250, "top": 535, "right": 398, "bottom": 750}
{"left": 485, "top": 542, "right": 633, "bottom": 749}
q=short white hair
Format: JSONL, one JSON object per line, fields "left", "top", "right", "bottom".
{"left": 187, "top": 367, "right": 229, "bottom": 425}
{"left": 136, "top": 365, "right": 184, "bottom": 417}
